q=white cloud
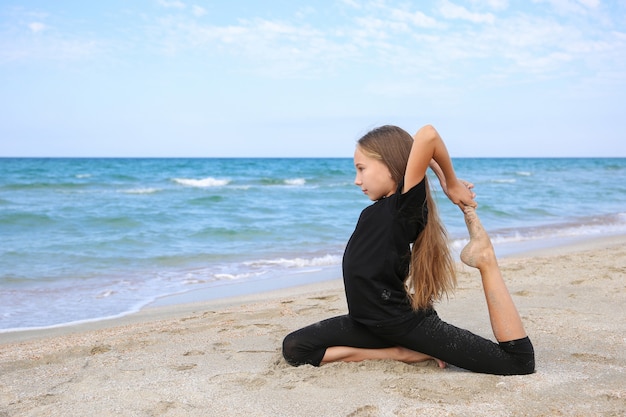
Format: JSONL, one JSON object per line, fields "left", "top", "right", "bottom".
{"left": 439, "top": 0, "right": 496, "bottom": 24}
{"left": 192, "top": 5, "right": 206, "bottom": 17}
{"left": 144, "top": 0, "right": 626, "bottom": 89}
{"left": 158, "top": 0, "right": 186, "bottom": 9}
{"left": 28, "top": 22, "right": 46, "bottom": 33}
{"left": 340, "top": 0, "right": 362, "bottom": 9}
{"left": 470, "top": 0, "right": 509, "bottom": 11}
{"left": 353, "top": 16, "right": 410, "bottom": 38}
{"left": 0, "top": 36, "right": 98, "bottom": 63}
{"left": 578, "top": 0, "right": 600, "bottom": 7}
{"left": 390, "top": 9, "right": 439, "bottom": 28}
{"left": 532, "top": 0, "right": 599, "bottom": 14}
{"left": 295, "top": 6, "right": 316, "bottom": 19}
{"left": 7, "top": 0, "right": 623, "bottom": 90}
{"left": 515, "top": 51, "right": 574, "bottom": 73}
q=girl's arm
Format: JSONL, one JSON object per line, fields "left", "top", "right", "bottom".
{"left": 429, "top": 159, "right": 475, "bottom": 202}
{"left": 404, "top": 125, "right": 476, "bottom": 209}
{"left": 429, "top": 159, "right": 447, "bottom": 190}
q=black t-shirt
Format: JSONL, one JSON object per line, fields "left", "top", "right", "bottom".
{"left": 342, "top": 178, "right": 428, "bottom": 326}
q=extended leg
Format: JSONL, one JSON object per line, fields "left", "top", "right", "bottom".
{"left": 460, "top": 206, "right": 527, "bottom": 342}
{"left": 282, "top": 315, "right": 444, "bottom": 368}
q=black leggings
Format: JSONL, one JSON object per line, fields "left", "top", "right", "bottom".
{"left": 282, "top": 311, "right": 535, "bottom": 375}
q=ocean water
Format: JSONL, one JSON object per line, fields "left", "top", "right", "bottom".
{"left": 1, "top": 157, "right": 625, "bottom": 332}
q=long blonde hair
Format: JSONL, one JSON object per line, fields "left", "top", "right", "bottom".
{"left": 357, "top": 125, "right": 456, "bottom": 310}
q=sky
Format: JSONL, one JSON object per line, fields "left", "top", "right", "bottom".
{"left": 1, "top": 0, "right": 625, "bottom": 157}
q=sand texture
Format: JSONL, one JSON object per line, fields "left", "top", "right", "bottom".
{"left": 1, "top": 237, "right": 625, "bottom": 416}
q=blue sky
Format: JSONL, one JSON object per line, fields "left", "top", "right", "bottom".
{"left": 1, "top": 0, "right": 625, "bottom": 157}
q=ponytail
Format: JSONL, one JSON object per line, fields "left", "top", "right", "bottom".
{"left": 406, "top": 177, "right": 457, "bottom": 310}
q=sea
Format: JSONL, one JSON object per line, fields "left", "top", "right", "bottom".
{"left": 1, "top": 157, "right": 625, "bottom": 333}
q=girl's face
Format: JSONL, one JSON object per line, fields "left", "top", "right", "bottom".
{"left": 353, "top": 146, "right": 397, "bottom": 201}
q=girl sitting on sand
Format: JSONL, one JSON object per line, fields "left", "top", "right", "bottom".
{"left": 282, "top": 125, "right": 535, "bottom": 375}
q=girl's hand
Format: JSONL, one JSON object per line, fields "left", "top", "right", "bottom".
{"left": 445, "top": 178, "right": 477, "bottom": 209}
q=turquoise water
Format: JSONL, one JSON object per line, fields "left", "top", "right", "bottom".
{"left": 1, "top": 157, "right": 625, "bottom": 331}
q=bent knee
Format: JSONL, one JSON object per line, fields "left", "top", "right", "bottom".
{"left": 500, "top": 336, "right": 535, "bottom": 375}
{"left": 281, "top": 331, "right": 324, "bottom": 367}
{"left": 282, "top": 333, "right": 303, "bottom": 366}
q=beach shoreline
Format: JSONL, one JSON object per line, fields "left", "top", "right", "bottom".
{"left": 1, "top": 234, "right": 625, "bottom": 416}
{"left": 2, "top": 233, "right": 623, "bottom": 344}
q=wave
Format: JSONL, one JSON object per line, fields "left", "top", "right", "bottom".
{"left": 122, "top": 188, "right": 160, "bottom": 194}
{"left": 0, "top": 212, "right": 55, "bottom": 226}
{"left": 189, "top": 195, "right": 224, "bottom": 205}
{"left": 173, "top": 177, "right": 230, "bottom": 187}
{"left": 1, "top": 182, "right": 92, "bottom": 191}
{"left": 85, "top": 215, "right": 143, "bottom": 228}
{"left": 243, "top": 254, "right": 341, "bottom": 269}
{"left": 284, "top": 178, "right": 306, "bottom": 186}
{"left": 211, "top": 272, "right": 262, "bottom": 281}
{"left": 172, "top": 176, "right": 309, "bottom": 188}
{"left": 259, "top": 177, "right": 307, "bottom": 186}
{"left": 96, "top": 289, "right": 117, "bottom": 298}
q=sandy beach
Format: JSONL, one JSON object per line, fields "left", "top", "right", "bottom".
{"left": 1, "top": 236, "right": 625, "bottom": 417}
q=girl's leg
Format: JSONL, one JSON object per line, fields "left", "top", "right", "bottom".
{"left": 379, "top": 311, "right": 534, "bottom": 375}
{"left": 282, "top": 315, "right": 444, "bottom": 367}
{"left": 460, "top": 206, "right": 527, "bottom": 342}
{"left": 282, "top": 315, "right": 393, "bottom": 366}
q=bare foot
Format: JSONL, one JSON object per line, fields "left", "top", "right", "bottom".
{"left": 432, "top": 358, "right": 447, "bottom": 369}
{"left": 460, "top": 206, "right": 497, "bottom": 269}
{"left": 394, "top": 346, "right": 447, "bottom": 369}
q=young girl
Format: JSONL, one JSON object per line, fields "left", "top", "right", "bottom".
{"left": 282, "top": 125, "right": 535, "bottom": 375}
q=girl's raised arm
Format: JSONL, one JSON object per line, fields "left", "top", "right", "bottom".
{"left": 404, "top": 125, "right": 476, "bottom": 209}
{"left": 429, "top": 159, "right": 475, "bottom": 202}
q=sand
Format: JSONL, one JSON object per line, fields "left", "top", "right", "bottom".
{"left": 1, "top": 236, "right": 625, "bottom": 417}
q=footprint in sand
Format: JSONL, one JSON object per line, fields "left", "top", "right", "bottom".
{"left": 183, "top": 350, "right": 205, "bottom": 356}
{"left": 347, "top": 405, "right": 379, "bottom": 416}
{"left": 89, "top": 345, "right": 112, "bottom": 355}
{"left": 170, "top": 363, "right": 197, "bottom": 371}
{"left": 307, "top": 295, "right": 339, "bottom": 302}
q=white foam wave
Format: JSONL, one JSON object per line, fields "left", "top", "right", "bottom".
{"left": 96, "top": 290, "right": 117, "bottom": 298}
{"left": 173, "top": 177, "right": 230, "bottom": 187}
{"left": 284, "top": 178, "right": 306, "bottom": 186}
{"left": 491, "top": 179, "right": 516, "bottom": 183}
{"left": 178, "top": 269, "right": 265, "bottom": 284}
{"left": 75, "top": 174, "right": 91, "bottom": 179}
{"left": 213, "top": 272, "right": 260, "bottom": 281}
{"left": 182, "top": 278, "right": 207, "bottom": 285}
{"left": 123, "top": 188, "right": 160, "bottom": 194}
{"left": 515, "top": 171, "right": 532, "bottom": 176}
{"left": 243, "top": 254, "right": 341, "bottom": 269}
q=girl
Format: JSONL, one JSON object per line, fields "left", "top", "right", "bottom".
{"left": 282, "top": 125, "right": 535, "bottom": 375}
